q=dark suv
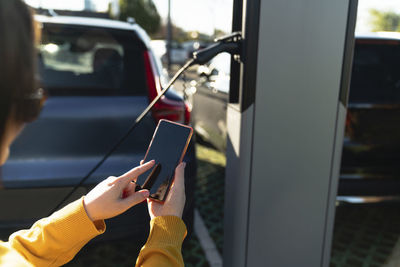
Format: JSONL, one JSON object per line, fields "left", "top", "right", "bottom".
{"left": 188, "top": 32, "right": 400, "bottom": 198}
{"left": 339, "top": 33, "right": 400, "bottom": 197}
{"left": 0, "top": 14, "right": 196, "bottom": 242}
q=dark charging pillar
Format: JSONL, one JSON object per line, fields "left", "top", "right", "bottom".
{"left": 223, "top": 0, "right": 358, "bottom": 266}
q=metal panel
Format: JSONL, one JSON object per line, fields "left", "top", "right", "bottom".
{"left": 224, "top": 104, "right": 254, "bottom": 267}
{"left": 322, "top": 103, "right": 348, "bottom": 267}
{"left": 246, "top": 0, "right": 351, "bottom": 266}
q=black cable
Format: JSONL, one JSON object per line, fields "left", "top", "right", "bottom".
{"left": 49, "top": 58, "right": 195, "bottom": 215}
{"left": 49, "top": 32, "right": 243, "bottom": 215}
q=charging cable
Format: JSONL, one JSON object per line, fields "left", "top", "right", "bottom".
{"left": 49, "top": 32, "right": 242, "bottom": 215}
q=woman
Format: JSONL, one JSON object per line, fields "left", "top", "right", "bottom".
{"left": 0, "top": 0, "right": 186, "bottom": 266}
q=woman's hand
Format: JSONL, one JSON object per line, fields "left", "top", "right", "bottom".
{"left": 146, "top": 162, "right": 186, "bottom": 220}
{"left": 83, "top": 160, "right": 155, "bottom": 222}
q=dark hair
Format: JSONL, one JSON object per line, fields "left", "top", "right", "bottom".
{"left": 0, "top": 0, "right": 39, "bottom": 145}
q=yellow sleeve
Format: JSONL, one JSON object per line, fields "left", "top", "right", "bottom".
{"left": 136, "top": 216, "right": 187, "bottom": 267}
{"left": 5, "top": 196, "right": 105, "bottom": 266}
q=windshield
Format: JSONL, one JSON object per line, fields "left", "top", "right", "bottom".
{"left": 349, "top": 41, "right": 400, "bottom": 103}
{"left": 39, "top": 24, "right": 148, "bottom": 96}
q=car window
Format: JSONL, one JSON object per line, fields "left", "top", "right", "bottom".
{"left": 39, "top": 24, "right": 148, "bottom": 96}
{"left": 349, "top": 41, "right": 400, "bottom": 103}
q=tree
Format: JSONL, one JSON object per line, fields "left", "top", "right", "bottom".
{"left": 152, "top": 23, "right": 186, "bottom": 41}
{"left": 152, "top": 23, "right": 214, "bottom": 43}
{"left": 214, "top": 29, "right": 227, "bottom": 39}
{"left": 369, "top": 9, "right": 400, "bottom": 32}
{"left": 119, "top": 0, "right": 161, "bottom": 34}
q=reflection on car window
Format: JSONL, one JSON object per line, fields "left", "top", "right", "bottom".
{"left": 39, "top": 24, "right": 147, "bottom": 96}
{"left": 41, "top": 42, "right": 123, "bottom": 74}
{"left": 349, "top": 42, "right": 400, "bottom": 103}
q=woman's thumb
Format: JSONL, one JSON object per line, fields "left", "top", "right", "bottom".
{"left": 123, "top": 189, "right": 149, "bottom": 208}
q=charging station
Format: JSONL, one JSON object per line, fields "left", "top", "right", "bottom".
{"left": 223, "top": 0, "right": 358, "bottom": 266}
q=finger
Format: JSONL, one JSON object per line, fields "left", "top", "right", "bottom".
{"left": 169, "top": 162, "right": 186, "bottom": 196}
{"left": 119, "top": 160, "right": 155, "bottom": 183}
{"left": 173, "top": 162, "right": 186, "bottom": 188}
{"left": 122, "top": 189, "right": 150, "bottom": 209}
{"left": 122, "top": 182, "right": 137, "bottom": 198}
{"left": 140, "top": 160, "right": 144, "bottom": 165}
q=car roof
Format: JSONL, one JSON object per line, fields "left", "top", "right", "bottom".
{"left": 35, "top": 14, "right": 152, "bottom": 48}
{"left": 356, "top": 31, "right": 400, "bottom": 41}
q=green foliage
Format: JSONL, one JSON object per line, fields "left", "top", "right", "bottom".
{"left": 213, "top": 29, "right": 227, "bottom": 39}
{"left": 119, "top": 0, "right": 161, "bottom": 34}
{"left": 152, "top": 24, "right": 214, "bottom": 43}
{"left": 369, "top": 9, "right": 400, "bottom": 32}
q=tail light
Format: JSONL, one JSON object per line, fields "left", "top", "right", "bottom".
{"left": 143, "top": 50, "right": 189, "bottom": 124}
{"left": 184, "top": 102, "right": 191, "bottom": 125}
{"left": 345, "top": 111, "right": 351, "bottom": 128}
{"left": 345, "top": 110, "right": 353, "bottom": 138}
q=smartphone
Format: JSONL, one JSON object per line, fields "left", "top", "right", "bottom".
{"left": 136, "top": 119, "right": 193, "bottom": 202}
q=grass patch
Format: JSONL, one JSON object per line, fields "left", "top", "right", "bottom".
{"left": 195, "top": 143, "right": 226, "bottom": 254}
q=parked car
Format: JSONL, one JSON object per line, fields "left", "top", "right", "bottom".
{"left": 150, "top": 40, "right": 188, "bottom": 65}
{"left": 187, "top": 53, "right": 231, "bottom": 151}
{"left": 0, "top": 14, "right": 197, "bottom": 245}
{"left": 182, "top": 41, "right": 210, "bottom": 59}
{"left": 187, "top": 32, "right": 400, "bottom": 197}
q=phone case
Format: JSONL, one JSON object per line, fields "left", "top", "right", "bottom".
{"left": 140, "top": 119, "right": 193, "bottom": 202}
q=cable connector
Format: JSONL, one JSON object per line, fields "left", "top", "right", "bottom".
{"left": 191, "top": 32, "right": 243, "bottom": 66}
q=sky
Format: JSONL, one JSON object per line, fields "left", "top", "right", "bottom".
{"left": 356, "top": 0, "right": 400, "bottom": 32}
{"left": 24, "top": 0, "right": 400, "bottom": 35}
{"left": 152, "top": 0, "right": 233, "bottom": 35}
{"left": 25, "top": 0, "right": 233, "bottom": 35}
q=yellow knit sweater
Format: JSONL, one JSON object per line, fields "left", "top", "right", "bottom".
{"left": 0, "top": 197, "right": 186, "bottom": 266}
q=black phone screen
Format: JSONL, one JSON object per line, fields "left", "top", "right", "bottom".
{"left": 136, "top": 119, "right": 193, "bottom": 201}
